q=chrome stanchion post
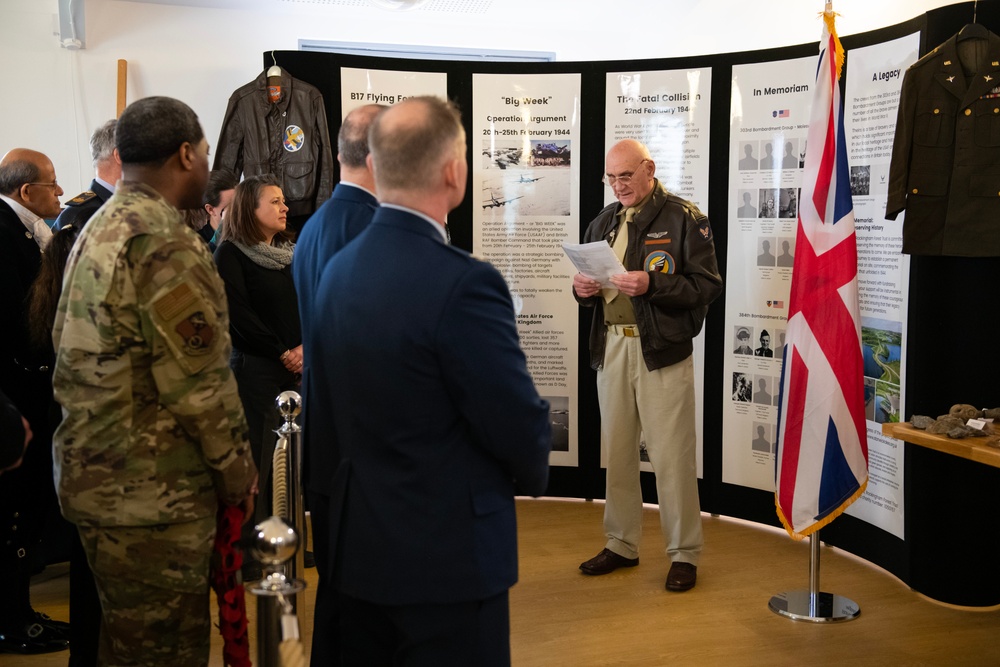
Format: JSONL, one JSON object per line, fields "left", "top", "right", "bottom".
{"left": 768, "top": 530, "right": 860, "bottom": 622}
{"left": 274, "top": 391, "right": 306, "bottom": 590}
{"left": 248, "top": 390, "right": 307, "bottom": 666}
{"left": 247, "top": 516, "right": 307, "bottom": 667}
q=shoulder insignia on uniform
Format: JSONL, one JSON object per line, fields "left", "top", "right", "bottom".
{"left": 175, "top": 312, "right": 215, "bottom": 355}
{"left": 698, "top": 219, "right": 713, "bottom": 241}
{"left": 155, "top": 284, "right": 216, "bottom": 355}
{"left": 66, "top": 191, "right": 97, "bottom": 206}
{"left": 155, "top": 283, "right": 196, "bottom": 321}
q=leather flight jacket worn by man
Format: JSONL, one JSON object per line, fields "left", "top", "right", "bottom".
{"left": 214, "top": 68, "right": 334, "bottom": 219}
{"left": 575, "top": 180, "right": 723, "bottom": 372}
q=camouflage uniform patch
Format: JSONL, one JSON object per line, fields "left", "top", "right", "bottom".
{"left": 152, "top": 281, "right": 220, "bottom": 372}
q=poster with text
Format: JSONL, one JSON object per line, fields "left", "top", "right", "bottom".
{"left": 840, "top": 33, "right": 919, "bottom": 540}
{"left": 472, "top": 73, "right": 582, "bottom": 467}
{"left": 605, "top": 68, "right": 712, "bottom": 477}
{"left": 723, "top": 55, "right": 815, "bottom": 490}
{"left": 340, "top": 67, "right": 447, "bottom": 118}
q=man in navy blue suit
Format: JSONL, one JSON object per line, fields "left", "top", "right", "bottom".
{"left": 292, "top": 102, "right": 384, "bottom": 667}
{"left": 54, "top": 119, "right": 120, "bottom": 231}
{"left": 310, "top": 96, "right": 551, "bottom": 665}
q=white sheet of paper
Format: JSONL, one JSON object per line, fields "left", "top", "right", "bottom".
{"left": 562, "top": 241, "right": 627, "bottom": 288}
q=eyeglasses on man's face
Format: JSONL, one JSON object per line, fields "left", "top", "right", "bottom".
{"left": 603, "top": 159, "right": 649, "bottom": 187}
{"left": 27, "top": 181, "right": 60, "bottom": 189}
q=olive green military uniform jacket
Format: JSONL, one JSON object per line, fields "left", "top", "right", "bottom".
{"left": 52, "top": 182, "right": 256, "bottom": 527}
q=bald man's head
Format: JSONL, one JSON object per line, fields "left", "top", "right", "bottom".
{"left": 0, "top": 148, "right": 64, "bottom": 218}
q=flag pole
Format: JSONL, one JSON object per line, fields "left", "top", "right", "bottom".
{"left": 768, "top": 0, "right": 864, "bottom": 623}
{"left": 768, "top": 530, "right": 860, "bottom": 622}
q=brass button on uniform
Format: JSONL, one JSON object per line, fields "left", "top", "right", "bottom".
{"left": 965, "top": 108, "right": 972, "bottom": 116}
{"left": 912, "top": 188, "right": 919, "bottom": 194}
{"left": 934, "top": 108, "right": 940, "bottom": 114}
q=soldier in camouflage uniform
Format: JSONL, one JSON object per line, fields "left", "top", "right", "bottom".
{"left": 52, "top": 96, "right": 258, "bottom": 667}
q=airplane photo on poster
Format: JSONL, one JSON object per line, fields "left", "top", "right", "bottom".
{"left": 482, "top": 188, "right": 524, "bottom": 210}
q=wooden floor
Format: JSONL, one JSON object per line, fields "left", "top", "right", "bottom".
{"left": 9, "top": 498, "right": 1000, "bottom": 666}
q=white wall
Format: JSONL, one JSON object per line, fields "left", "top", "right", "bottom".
{"left": 0, "top": 0, "right": 964, "bottom": 196}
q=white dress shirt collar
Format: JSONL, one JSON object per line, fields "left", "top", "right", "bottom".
{"left": 0, "top": 193, "right": 52, "bottom": 250}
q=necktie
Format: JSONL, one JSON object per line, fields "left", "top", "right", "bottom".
{"left": 603, "top": 207, "right": 635, "bottom": 303}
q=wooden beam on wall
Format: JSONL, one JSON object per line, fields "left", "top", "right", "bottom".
{"left": 117, "top": 60, "right": 127, "bottom": 117}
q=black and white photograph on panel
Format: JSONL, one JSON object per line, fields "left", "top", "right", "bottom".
{"left": 773, "top": 328, "right": 786, "bottom": 362}
{"left": 753, "top": 374, "right": 773, "bottom": 405}
{"left": 737, "top": 189, "right": 758, "bottom": 218}
{"left": 780, "top": 139, "right": 799, "bottom": 170}
{"left": 778, "top": 187, "right": 798, "bottom": 218}
{"left": 758, "top": 188, "right": 778, "bottom": 218}
{"left": 482, "top": 140, "right": 525, "bottom": 170}
{"left": 851, "top": 164, "right": 871, "bottom": 196}
{"left": 481, "top": 140, "right": 572, "bottom": 216}
{"left": 734, "top": 325, "right": 754, "bottom": 355}
{"left": 545, "top": 395, "right": 570, "bottom": 452}
{"left": 757, "top": 236, "right": 776, "bottom": 267}
{"left": 751, "top": 421, "right": 773, "bottom": 453}
{"left": 776, "top": 237, "right": 795, "bottom": 267}
{"left": 759, "top": 140, "right": 777, "bottom": 170}
{"left": 732, "top": 372, "right": 752, "bottom": 403}
{"left": 738, "top": 141, "right": 760, "bottom": 170}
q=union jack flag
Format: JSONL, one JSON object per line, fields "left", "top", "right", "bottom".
{"left": 774, "top": 8, "right": 869, "bottom": 540}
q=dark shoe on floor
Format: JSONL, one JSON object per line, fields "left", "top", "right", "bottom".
{"left": 30, "top": 611, "right": 70, "bottom": 640}
{"left": 0, "top": 621, "right": 70, "bottom": 654}
{"left": 665, "top": 562, "right": 697, "bottom": 591}
{"left": 579, "top": 548, "right": 639, "bottom": 575}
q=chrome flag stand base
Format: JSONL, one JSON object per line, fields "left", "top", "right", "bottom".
{"left": 768, "top": 532, "right": 860, "bottom": 623}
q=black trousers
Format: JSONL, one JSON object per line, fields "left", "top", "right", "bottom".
{"left": 307, "top": 489, "right": 339, "bottom": 666}
{"left": 230, "top": 350, "right": 298, "bottom": 524}
{"left": 336, "top": 590, "right": 511, "bottom": 667}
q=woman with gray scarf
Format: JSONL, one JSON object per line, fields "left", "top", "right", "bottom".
{"left": 214, "top": 175, "right": 301, "bottom": 578}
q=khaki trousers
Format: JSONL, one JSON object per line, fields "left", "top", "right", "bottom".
{"left": 597, "top": 332, "right": 703, "bottom": 565}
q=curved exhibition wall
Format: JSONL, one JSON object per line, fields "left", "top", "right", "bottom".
{"left": 268, "top": 1, "right": 1000, "bottom": 606}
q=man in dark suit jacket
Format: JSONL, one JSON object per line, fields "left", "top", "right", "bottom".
{"left": 54, "top": 119, "right": 120, "bottom": 231}
{"left": 292, "top": 102, "right": 383, "bottom": 667}
{"left": 0, "top": 148, "right": 71, "bottom": 655}
{"left": 310, "top": 96, "right": 551, "bottom": 665}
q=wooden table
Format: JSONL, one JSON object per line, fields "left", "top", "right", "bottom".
{"left": 881, "top": 422, "right": 1000, "bottom": 469}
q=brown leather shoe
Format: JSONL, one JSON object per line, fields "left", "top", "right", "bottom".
{"left": 666, "top": 561, "right": 697, "bottom": 591}
{"left": 579, "top": 548, "right": 639, "bottom": 575}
